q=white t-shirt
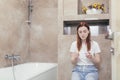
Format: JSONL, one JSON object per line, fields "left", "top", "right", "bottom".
{"left": 70, "top": 40, "right": 101, "bottom": 65}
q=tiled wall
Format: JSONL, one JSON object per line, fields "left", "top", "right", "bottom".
{"left": 0, "top": 0, "right": 28, "bottom": 67}
{"left": 0, "top": 0, "right": 58, "bottom": 68}
{"left": 29, "top": 0, "right": 58, "bottom": 62}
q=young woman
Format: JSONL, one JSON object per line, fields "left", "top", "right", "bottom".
{"left": 70, "top": 22, "right": 101, "bottom": 80}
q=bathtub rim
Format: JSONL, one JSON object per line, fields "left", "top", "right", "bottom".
{"left": 0, "top": 62, "right": 57, "bottom": 68}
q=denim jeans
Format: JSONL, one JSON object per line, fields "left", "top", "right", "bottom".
{"left": 71, "top": 65, "right": 98, "bottom": 80}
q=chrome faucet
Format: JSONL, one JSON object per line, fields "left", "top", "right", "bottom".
{"left": 5, "top": 54, "right": 20, "bottom": 61}
{"left": 105, "top": 26, "right": 114, "bottom": 40}
{"left": 110, "top": 47, "right": 114, "bottom": 55}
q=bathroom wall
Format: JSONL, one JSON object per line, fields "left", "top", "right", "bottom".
{"left": 0, "top": 0, "right": 29, "bottom": 67}
{"left": 114, "top": 33, "right": 120, "bottom": 80}
{"left": 0, "top": 0, "right": 58, "bottom": 68}
{"left": 111, "top": 0, "right": 120, "bottom": 80}
{"left": 29, "top": 0, "right": 58, "bottom": 62}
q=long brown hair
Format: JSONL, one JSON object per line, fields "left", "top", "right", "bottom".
{"left": 77, "top": 22, "right": 91, "bottom": 51}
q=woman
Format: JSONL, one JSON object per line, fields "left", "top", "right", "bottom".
{"left": 70, "top": 22, "right": 101, "bottom": 80}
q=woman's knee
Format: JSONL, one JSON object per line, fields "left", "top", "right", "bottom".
{"left": 85, "top": 72, "right": 98, "bottom": 80}
{"left": 71, "top": 72, "right": 81, "bottom": 80}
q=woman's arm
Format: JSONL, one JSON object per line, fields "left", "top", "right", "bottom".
{"left": 86, "top": 52, "right": 101, "bottom": 68}
{"left": 91, "top": 53, "right": 101, "bottom": 68}
{"left": 70, "top": 52, "right": 79, "bottom": 65}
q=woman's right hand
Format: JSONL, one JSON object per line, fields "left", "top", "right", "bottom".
{"left": 71, "top": 53, "right": 79, "bottom": 65}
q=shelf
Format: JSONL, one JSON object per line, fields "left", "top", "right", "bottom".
{"left": 64, "top": 19, "right": 109, "bottom": 35}
{"left": 64, "top": 14, "right": 110, "bottom": 21}
{"left": 61, "top": 0, "right": 110, "bottom": 35}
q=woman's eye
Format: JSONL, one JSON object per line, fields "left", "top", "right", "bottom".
{"left": 78, "top": 31, "right": 82, "bottom": 33}
{"left": 83, "top": 30, "right": 87, "bottom": 33}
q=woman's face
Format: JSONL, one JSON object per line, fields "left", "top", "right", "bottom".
{"left": 78, "top": 26, "right": 89, "bottom": 41}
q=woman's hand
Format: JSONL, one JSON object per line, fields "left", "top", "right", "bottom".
{"left": 70, "top": 53, "right": 79, "bottom": 65}
{"left": 86, "top": 52, "right": 101, "bottom": 69}
{"left": 86, "top": 52, "right": 92, "bottom": 59}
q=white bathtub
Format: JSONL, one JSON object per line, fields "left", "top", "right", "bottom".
{"left": 0, "top": 62, "right": 57, "bottom": 80}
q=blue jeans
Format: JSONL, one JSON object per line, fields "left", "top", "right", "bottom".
{"left": 71, "top": 65, "right": 98, "bottom": 80}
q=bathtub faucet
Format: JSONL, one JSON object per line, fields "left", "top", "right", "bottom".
{"left": 5, "top": 54, "right": 20, "bottom": 61}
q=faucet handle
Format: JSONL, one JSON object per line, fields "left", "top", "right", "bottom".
{"left": 13, "top": 55, "right": 20, "bottom": 61}
{"left": 5, "top": 54, "right": 13, "bottom": 60}
{"left": 5, "top": 54, "right": 9, "bottom": 59}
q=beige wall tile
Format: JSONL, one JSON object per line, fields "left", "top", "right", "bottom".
{"left": 0, "top": 0, "right": 58, "bottom": 67}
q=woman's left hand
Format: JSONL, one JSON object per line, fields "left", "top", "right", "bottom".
{"left": 86, "top": 52, "right": 93, "bottom": 59}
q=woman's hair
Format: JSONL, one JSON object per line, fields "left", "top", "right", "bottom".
{"left": 76, "top": 21, "right": 91, "bottom": 51}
